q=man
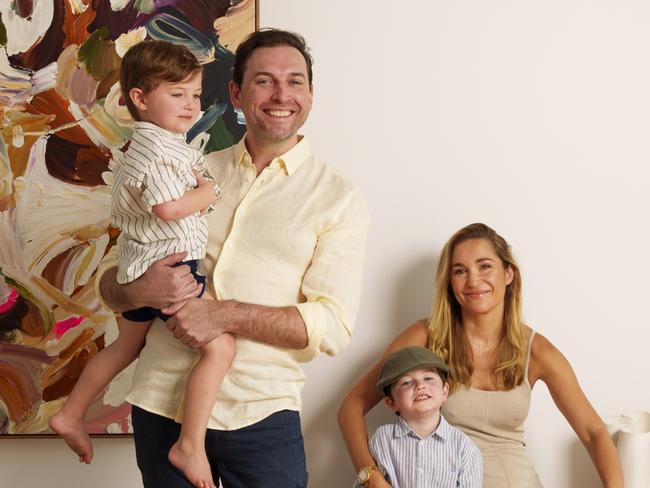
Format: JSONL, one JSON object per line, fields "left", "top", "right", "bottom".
{"left": 96, "top": 29, "right": 370, "bottom": 487}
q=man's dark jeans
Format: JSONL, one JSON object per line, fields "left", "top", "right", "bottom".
{"left": 132, "top": 406, "right": 308, "bottom": 488}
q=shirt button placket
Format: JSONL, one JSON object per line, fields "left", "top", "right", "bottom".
{"left": 417, "top": 440, "right": 424, "bottom": 484}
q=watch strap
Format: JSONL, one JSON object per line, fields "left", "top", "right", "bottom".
{"left": 352, "top": 464, "right": 382, "bottom": 487}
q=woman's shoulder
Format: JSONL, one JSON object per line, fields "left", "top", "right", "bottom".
{"left": 388, "top": 319, "right": 429, "bottom": 350}
{"left": 405, "top": 318, "right": 429, "bottom": 340}
{"left": 528, "top": 328, "right": 556, "bottom": 357}
{"left": 527, "top": 327, "right": 567, "bottom": 384}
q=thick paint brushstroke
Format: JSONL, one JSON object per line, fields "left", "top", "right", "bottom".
{"left": 0, "top": 343, "right": 52, "bottom": 423}
{"left": 44, "top": 134, "right": 109, "bottom": 186}
{"left": 187, "top": 102, "right": 227, "bottom": 144}
{"left": 0, "top": 288, "right": 18, "bottom": 313}
{"left": 4, "top": 112, "right": 53, "bottom": 178}
{"left": 62, "top": 1, "right": 96, "bottom": 47}
{"left": 1, "top": 1, "right": 53, "bottom": 56}
{"left": 87, "top": 1, "right": 145, "bottom": 41}
{"left": 214, "top": 0, "right": 256, "bottom": 52}
{"left": 25, "top": 89, "right": 90, "bottom": 145}
{"left": 0, "top": 12, "right": 7, "bottom": 46}
{"left": 77, "top": 27, "right": 121, "bottom": 83}
{"left": 86, "top": 401, "right": 131, "bottom": 434}
{"left": 19, "top": 298, "right": 49, "bottom": 340}
{"left": 161, "top": 0, "right": 230, "bottom": 38}
{"left": 0, "top": 289, "right": 28, "bottom": 338}
{"left": 3, "top": 276, "right": 53, "bottom": 338}
{"left": 53, "top": 315, "right": 85, "bottom": 339}
{"left": 66, "top": 61, "right": 100, "bottom": 108}
{"left": 96, "top": 67, "right": 120, "bottom": 100}
{"left": 146, "top": 10, "right": 217, "bottom": 63}
{"left": 199, "top": 45, "right": 234, "bottom": 104}
{"left": 8, "top": 0, "right": 65, "bottom": 71}
{"left": 15, "top": 0, "right": 35, "bottom": 18}
{"left": 39, "top": 234, "right": 109, "bottom": 295}
{"left": 41, "top": 331, "right": 102, "bottom": 401}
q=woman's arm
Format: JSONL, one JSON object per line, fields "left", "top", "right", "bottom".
{"left": 529, "top": 333, "right": 623, "bottom": 488}
{"left": 337, "top": 320, "right": 429, "bottom": 487}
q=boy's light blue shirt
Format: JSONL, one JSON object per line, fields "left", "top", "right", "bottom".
{"left": 369, "top": 414, "right": 483, "bottom": 488}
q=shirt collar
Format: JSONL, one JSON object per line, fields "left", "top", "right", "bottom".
{"left": 134, "top": 121, "right": 186, "bottom": 141}
{"left": 233, "top": 134, "right": 311, "bottom": 175}
{"left": 393, "top": 414, "right": 451, "bottom": 441}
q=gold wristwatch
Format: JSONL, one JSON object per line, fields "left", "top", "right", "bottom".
{"left": 353, "top": 465, "right": 380, "bottom": 487}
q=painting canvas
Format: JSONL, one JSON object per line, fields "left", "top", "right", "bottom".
{"left": 0, "top": 0, "right": 257, "bottom": 436}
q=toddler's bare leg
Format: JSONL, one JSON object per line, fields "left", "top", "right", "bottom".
{"left": 168, "top": 327, "right": 235, "bottom": 488}
{"left": 49, "top": 317, "right": 150, "bottom": 463}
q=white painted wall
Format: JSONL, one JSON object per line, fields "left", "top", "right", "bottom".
{"left": 2, "top": 1, "right": 649, "bottom": 487}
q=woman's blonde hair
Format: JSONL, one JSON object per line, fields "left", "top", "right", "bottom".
{"left": 427, "top": 223, "right": 526, "bottom": 392}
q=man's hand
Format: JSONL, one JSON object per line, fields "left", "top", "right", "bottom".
{"left": 166, "top": 298, "right": 224, "bottom": 349}
{"left": 165, "top": 298, "right": 307, "bottom": 350}
{"left": 125, "top": 252, "right": 201, "bottom": 309}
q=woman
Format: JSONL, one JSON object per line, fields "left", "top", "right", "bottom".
{"left": 338, "top": 223, "right": 623, "bottom": 487}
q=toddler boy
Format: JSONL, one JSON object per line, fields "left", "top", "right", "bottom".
{"left": 51, "top": 41, "right": 231, "bottom": 488}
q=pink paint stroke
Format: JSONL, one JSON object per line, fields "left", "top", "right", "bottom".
{"left": 54, "top": 315, "right": 86, "bottom": 338}
{"left": 86, "top": 402, "right": 132, "bottom": 434}
{"left": 0, "top": 289, "right": 19, "bottom": 314}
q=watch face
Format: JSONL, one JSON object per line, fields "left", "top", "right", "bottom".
{"left": 358, "top": 468, "right": 371, "bottom": 482}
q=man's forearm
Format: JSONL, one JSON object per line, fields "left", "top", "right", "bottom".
{"left": 219, "top": 300, "right": 308, "bottom": 349}
{"left": 98, "top": 266, "right": 139, "bottom": 312}
{"left": 98, "top": 252, "right": 202, "bottom": 313}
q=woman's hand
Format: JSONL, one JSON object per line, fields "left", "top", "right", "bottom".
{"left": 367, "top": 474, "right": 392, "bottom": 488}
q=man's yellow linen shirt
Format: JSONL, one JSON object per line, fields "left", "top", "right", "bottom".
{"left": 96, "top": 136, "right": 371, "bottom": 430}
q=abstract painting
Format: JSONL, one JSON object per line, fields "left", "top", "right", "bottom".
{"left": 0, "top": 0, "right": 257, "bottom": 436}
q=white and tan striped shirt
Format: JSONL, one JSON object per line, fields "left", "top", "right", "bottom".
{"left": 369, "top": 415, "right": 483, "bottom": 488}
{"left": 111, "top": 121, "right": 210, "bottom": 284}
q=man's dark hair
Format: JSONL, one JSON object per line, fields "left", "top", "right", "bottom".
{"left": 233, "top": 28, "right": 313, "bottom": 86}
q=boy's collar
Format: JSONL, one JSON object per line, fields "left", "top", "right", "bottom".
{"left": 134, "top": 121, "right": 186, "bottom": 141}
{"left": 393, "top": 414, "right": 451, "bottom": 441}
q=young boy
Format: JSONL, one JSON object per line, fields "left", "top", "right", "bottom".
{"left": 360, "top": 346, "right": 482, "bottom": 488}
{"left": 50, "top": 41, "right": 233, "bottom": 488}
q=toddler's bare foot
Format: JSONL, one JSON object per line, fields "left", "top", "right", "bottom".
{"left": 168, "top": 440, "right": 215, "bottom": 488}
{"left": 49, "top": 411, "right": 93, "bottom": 464}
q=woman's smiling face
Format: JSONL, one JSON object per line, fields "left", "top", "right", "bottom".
{"left": 449, "top": 238, "right": 514, "bottom": 318}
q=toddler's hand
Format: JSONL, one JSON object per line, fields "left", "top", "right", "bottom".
{"left": 193, "top": 170, "right": 218, "bottom": 212}
{"left": 193, "top": 169, "right": 208, "bottom": 185}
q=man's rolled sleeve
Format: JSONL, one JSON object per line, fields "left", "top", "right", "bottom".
{"left": 93, "top": 245, "right": 118, "bottom": 310}
{"left": 294, "top": 190, "right": 371, "bottom": 362}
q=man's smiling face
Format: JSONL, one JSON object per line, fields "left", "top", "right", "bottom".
{"left": 229, "top": 45, "right": 313, "bottom": 147}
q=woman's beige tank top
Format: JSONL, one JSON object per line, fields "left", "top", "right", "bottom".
{"left": 441, "top": 331, "right": 543, "bottom": 487}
